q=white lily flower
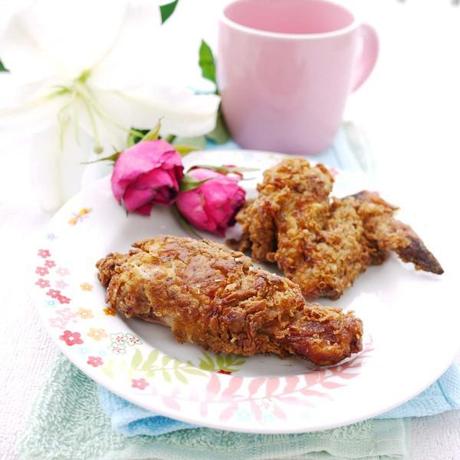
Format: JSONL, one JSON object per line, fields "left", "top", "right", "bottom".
{"left": 0, "top": 0, "right": 220, "bottom": 211}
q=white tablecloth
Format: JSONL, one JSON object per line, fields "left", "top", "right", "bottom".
{"left": 1, "top": 1, "right": 460, "bottom": 458}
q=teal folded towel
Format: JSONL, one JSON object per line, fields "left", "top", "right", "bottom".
{"left": 20, "top": 355, "right": 408, "bottom": 460}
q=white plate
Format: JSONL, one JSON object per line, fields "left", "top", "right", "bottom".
{"left": 31, "top": 150, "right": 460, "bottom": 433}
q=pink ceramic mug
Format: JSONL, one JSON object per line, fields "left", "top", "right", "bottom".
{"left": 218, "top": 0, "right": 379, "bottom": 154}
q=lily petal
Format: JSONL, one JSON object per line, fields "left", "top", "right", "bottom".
{"left": 0, "top": 0, "right": 127, "bottom": 80}
{"left": 95, "top": 86, "right": 220, "bottom": 138}
{"left": 0, "top": 0, "right": 31, "bottom": 36}
{"left": 90, "top": 0, "right": 164, "bottom": 90}
{"left": 73, "top": 93, "right": 128, "bottom": 153}
{"left": 0, "top": 73, "right": 64, "bottom": 133}
{"left": 29, "top": 123, "right": 93, "bottom": 211}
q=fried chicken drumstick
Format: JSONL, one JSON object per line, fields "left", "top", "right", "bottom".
{"left": 97, "top": 236, "right": 362, "bottom": 366}
{"left": 233, "top": 159, "right": 443, "bottom": 300}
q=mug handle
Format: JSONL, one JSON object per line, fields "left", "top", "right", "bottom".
{"left": 351, "top": 24, "right": 379, "bottom": 92}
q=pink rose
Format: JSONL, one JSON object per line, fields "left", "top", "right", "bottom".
{"left": 176, "top": 168, "right": 246, "bottom": 236}
{"left": 111, "top": 140, "right": 184, "bottom": 215}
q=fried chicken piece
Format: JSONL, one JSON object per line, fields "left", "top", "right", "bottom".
{"left": 96, "top": 236, "right": 363, "bottom": 366}
{"left": 348, "top": 191, "right": 444, "bottom": 274}
{"left": 233, "top": 159, "right": 443, "bottom": 300}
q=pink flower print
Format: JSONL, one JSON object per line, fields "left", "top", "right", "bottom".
{"left": 38, "top": 249, "right": 51, "bottom": 258}
{"left": 36, "top": 267, "right": 49, "bottom": 276}
{"left": 88, "top": 328, "right": 107, "bottom": 341}
{"left": 47, "top": 289, "right": 61, "bottom": 299}
{"left": 77, "top": 308, "right": 93, "bottom": 319}
{"left": 55, "top": 280, "right": 68, "bottom": 289}
{"left": 57, "top": 267, "right": 70, "bottom": 276}
{"left": 44, "top": 260, "right": 56, "bottom": 268}
{"left": 125, "top": 334, "right": 142, "bottom": 346}
{"left": 49, "top": 317, "right": 66, "bottom": 328}
{"left": 132, "top": 378, "right": 149, "bottom": 390}
{"left": 57, "top": 308, "right": 76, "bottom": 321}
{"left": 112, "top": 345, "right": 125, "bottom": 355}
{"left": 57, "top": 295, "right": 71, "bottom": 305}
{"left": 59, "top": 330, "right": 83, "bottom": 346}
{"left": 35, "top": 278, "right": 50, "bottom": 289}
{"left": 50, "top": 309, "right": 76, "bottom": 328}
{"left": 87, "top": 356, "right": 103, "bottom": 367}
{"left": 111, "top": 333, "right": 126, "bottom": 346}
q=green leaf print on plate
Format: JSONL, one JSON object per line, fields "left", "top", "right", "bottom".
{"left": 198, "top": 352, "right": 246, "bottom": 374}
{"left": 128, "top": 348, "right": 207, "bottom": 384}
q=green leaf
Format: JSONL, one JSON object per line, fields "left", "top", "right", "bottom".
{"left": 81, "top": 151, "right": 120, "bottom": 165}
{"left": 173, "top": 135, "right": 206, "bottom": 150}
{"left": 131, "top": 349, "right": 143, "bottom": 370}
{"left": 172, "top": 135, "right": 206, "bottom": 156}
{"left": 179, "top": 175, "right": 211, "bottom": 192}
{"left": 198, "top": 361, "right": 215, "bottom": 371}
{"left": 198, "top": 352, "right": 217, "bottom": 371}
{"left": 160, "top": 0, "right": 179, "bottom": 24}
{"left": 142, "top": 350, "right": 159, "bottom": 371}
{"left": 198, "top": 40, "right": 232, "bottom": 144}
{"left": 162, "top": 369, "right": 172, "bottom": 383}
{"left": 216, "top": 354, "right": 226, "bottom": 369}
{"left": 126, "top": 120, "right": 162, "bottom": 147}
{"left": 182, "top": 367, "right": 207, "bottom": 377}
{"left": 174, "top": 369, "right": 188, "bottom": 384}
{"left": 102, "top": 360, "right": 115, "bottom": 379}
{"left": 199, "top": 40, "right": 217, "bottom": 85}
{"left": 0, "top": 60, "right": 7, "bottom": 72}
{"left": 174, "top": 145, "right": 200, "bottom": 156}
{"left": 162, "top": 355, "right": 172, "bottom": 366}
{"left": 141, "top": 119, "right": 162, "bottom": 142}
{"left": 206, "top": 109, "right": 230, "bottom": 144}
{"left": 127, "top": 128, "right": 149, "bottom": 147}
{"left": 174, "top": 136, "right": 206, "bottom": 149}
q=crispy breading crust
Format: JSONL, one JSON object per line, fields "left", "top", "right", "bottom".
{"left": 232, "top": 159, "right": 443, "bottom": 300}
{"left": 97, "top": 236, "right": 363, "bottom": 366}
{"left": 348, "top": 191, "right": 444, "bottom": 274}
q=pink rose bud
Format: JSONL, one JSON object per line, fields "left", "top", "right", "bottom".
{"left": 111, "top": 140, "right": 184, "bottom": 215}
{"left": 176, "top": 168, "right": 246, "bottom": 236}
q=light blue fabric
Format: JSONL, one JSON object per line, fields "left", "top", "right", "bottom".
{"left": 380, "top": 364, "right": 460, "bottom": 419}
{"left": 98, "top": 364, "right": 460, "bottom": 437}
{"left": 206, "top": 125, "right": 374, "bottom": 175}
